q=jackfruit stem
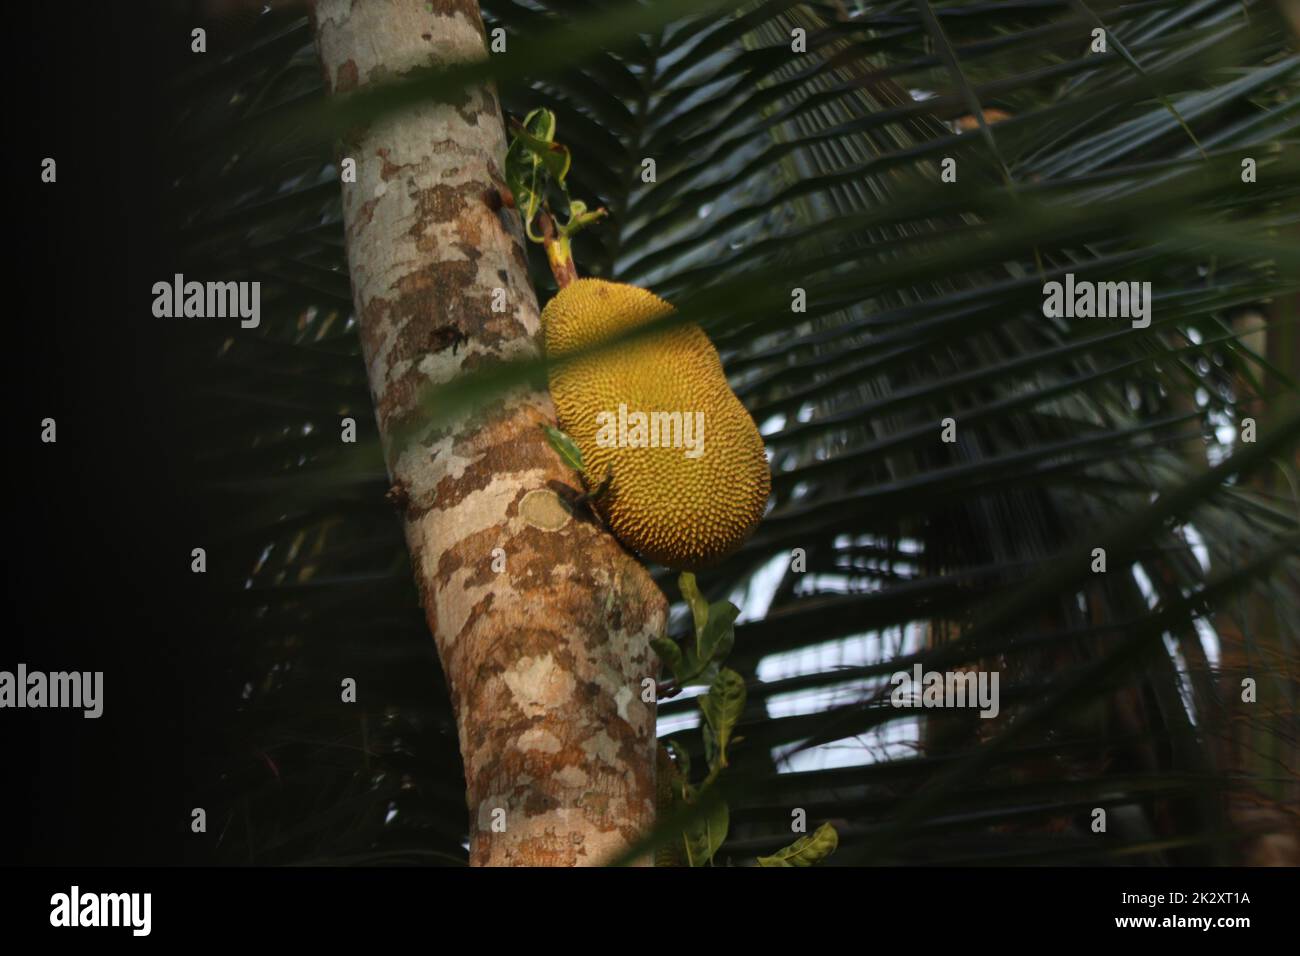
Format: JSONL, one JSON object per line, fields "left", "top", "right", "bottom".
{"left": 539, "top": 210, "right": 578, "bottom": 288}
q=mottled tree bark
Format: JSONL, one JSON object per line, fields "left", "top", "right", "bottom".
{"left": 1212, "top": 304, "right": 1300, "bottom": 865}
{"left": 311, "top": 0, "right": 665, "bottom": 866}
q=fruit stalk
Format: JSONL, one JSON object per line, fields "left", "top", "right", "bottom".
{"left": 539, "top": 210, "right": 578, "bottom": 288}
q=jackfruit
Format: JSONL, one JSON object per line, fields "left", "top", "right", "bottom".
{"left": 541, "top": 278, "right": 770, "bottom": 570}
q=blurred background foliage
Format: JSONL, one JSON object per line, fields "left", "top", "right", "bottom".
{"left": 169, "top": 0, "right": 1298, "bottom": 865}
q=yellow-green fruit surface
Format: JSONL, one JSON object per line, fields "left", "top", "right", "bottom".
{"left": 541, "top": 278, "right": 770, "bottom": 570}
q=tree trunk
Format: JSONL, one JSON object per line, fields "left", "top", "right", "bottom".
{"left": 311, "top": 0, "right": 666, "bottom": 866}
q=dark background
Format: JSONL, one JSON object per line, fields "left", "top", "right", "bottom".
{"left": 7, "top": 0, "right": 208, "bottom": 865}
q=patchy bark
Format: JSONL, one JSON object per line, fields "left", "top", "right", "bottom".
{"left": 311, "top": 0, "right": 666, "bottom": 866}
{"left": 1211, "top": 304, "right": 1300, "bottom": 865}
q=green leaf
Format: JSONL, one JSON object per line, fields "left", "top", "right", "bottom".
{"left": 756, "top": 823, "right": 839, "bottom": 867}
{"left": 512, "top": 108, "right": 572, "bottom": 185}
{"left": 654, "top": 630, "right": 719, "bottom": 690}
{"left": 699, "top": 668, "right": 746, "bottom": 770}
{"left": 679, "top": 571, "right": 709, "bottom": 638}
{"left": 701, "top": 720, "right": 718, "bottom": 772}
{"left": 505, "top": 108, "right": 573, "bottom": 242}
{"left": 524, "top": 131, "right": 573, "bottom": 192}
{"left": 678, "top": 649, "right": 715, "bottom": 689}
{"left": 504, "top": 137, "right": 544, "bottom": 242}
{"left": 683, "top": 788, "right": 729, "bottom": 867}
{"left": 558, "top": 198, "right": 609, "bottom": 237}
{"left": 540, "top": 424, "right": 584, "bottom": 473}
{"left": 519, "top": 106, "right": 556, "bottom": 147}
{"left": 650, "top": 637, "right": 683, "bottom": 683}
{"left": 697, "top": 600, "right": 739, "bottom": 665}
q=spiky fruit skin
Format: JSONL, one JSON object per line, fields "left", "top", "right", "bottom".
{"left": 541, "top": 279, "right": 770, "bottom": 571}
